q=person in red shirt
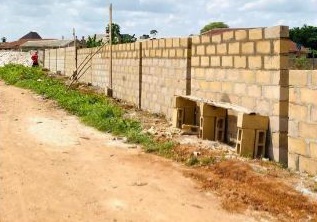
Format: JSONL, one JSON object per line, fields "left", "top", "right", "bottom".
{"left": 31, "top": 51, "right": 39, "bottom": 67}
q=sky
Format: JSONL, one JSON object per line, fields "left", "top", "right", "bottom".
{"left": 0, "top": 0, "right": 317, "bottom": 41}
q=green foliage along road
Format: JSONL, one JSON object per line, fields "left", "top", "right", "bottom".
{"left": 0, "top": 65, "right": 174, "bottom": 156}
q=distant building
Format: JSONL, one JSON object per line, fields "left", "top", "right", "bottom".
{"left": 20, "top": 39, "right": 83, "bottom": 51}
{"left": 0, "top": 31, "right": 43, "bottom": 50}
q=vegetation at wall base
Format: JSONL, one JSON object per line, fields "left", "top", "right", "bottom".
{"left": 0, "top": 64, "right": 174, "bottom": 157}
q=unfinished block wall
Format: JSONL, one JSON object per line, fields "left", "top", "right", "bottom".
{"left": 56, "top": 48, "right": 65, "bottom": 74}
{"left": 64, "top": 47, "right": 76, "bottom": 77}
{"left": 112, "top": 42, "right": 141, "bottom": 106}
{"left": 288, "top": 70, "right": 317, "bottom": 174}
{"left": 77, "top": 48, "right": 92, "bottom": 83}
{"left": 141, "top": 38, "right": 190, "bottom": 116}
{"left": 190, "top": 26, "right": 289, "bottom": 163}
{"left": 91, "top": 46, "right": 109, "bottom": 89}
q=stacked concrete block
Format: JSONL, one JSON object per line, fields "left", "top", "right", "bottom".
{"left": 236, "top": 113, "right": 269, "bottom": 158}
{"left": 77, "top": 48, "right": 93, "bottom": 84}
{"left": 112, "top": 42, "right": 141, "bottom": 107}
{"left": 288, "top": 70, "right": 317, "bottom": 175}
{"left": 91, "top": 46, "right": 109, "bottom": 89}
{"left": 172, "top": 96, "right": 197, "bottom": 128}
{"left": 199, "top": 103, "right": 226, "bottom": 141}
{"left": 56, "top": 48, "right": 65, "bottom": 74}
{"left": 191, "top": 26, "right": 289, "bottom": 163}
{"left": 141, "top": 38, "right": 191, "bottom": 118}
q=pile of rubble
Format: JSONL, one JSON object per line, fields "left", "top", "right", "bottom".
{"left": 0, "top": 51, "right": 32, "bottom": 67}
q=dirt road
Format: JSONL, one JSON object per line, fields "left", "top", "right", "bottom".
{"left": 0, "top": 81, "right": 258, "bottom": 222}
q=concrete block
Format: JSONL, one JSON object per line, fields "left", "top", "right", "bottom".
{"left": 235, "top": 30, "right": 247, "bottom": 40}
{"left": 172, "top": 96, "right": 196, "bottom": 108}
{"left": 199, "top": 116, "right": 215, "bottom": 140}
{"left": 312, "top": 71, "right": 317, "bottom": 86}
{"left": 288, "top": 137, "right": 307, "bottom": 156}
{"left": 197, "top": 45, "right": 205, "bottom": 55}
{"left": 180, "top": 38, "right": 189, "bottom": 47}
{"left": 289, "top": 70, "right": 308, "bottom": 86}
{"left": 172, "top": 38, "right": 180, "bottom": 47}
{"left": 184, "top": 107, "right": 196, "bottom": 125}
{"left": 206, "top": 45, "right": 216, "bottom": 55}
{"left": 241, "top": 97, "right": 256, "bottom": 110}
{"left": 172, "top": 108, "right": 184, "bottom": 128}
{"left": 200, "top": 103, "right": 226, "bottom": 117}
{"left": 300, "top": 88, "right": 317, "bottom": 106}
{"left": 217, "top": 43, "right": 227, "bottom": 55}
{"left": 166, "top": 38, "right": 173, "bottom": 47}
{"left": 254, "top": 130, "right": 266, "bottom": 158}
{"left": 256, "top": 41, "right": 271, "bottom": 54}
{"left": 223, "top": 31, "right": 234, "bottom": 41}
{"left": 288, "top": 153, "right": 299, "bottom": 171}
{"left": 299, "top": 122, "right": 317, "bottom": 139}
{"left": 234, "top": 56, "right": 247, "bottom": 68}
{"left": 159, "top": 39, "right": 166, "bottom": 48}
{"left": 248, "top": 56, "right": 262, "bottom": 69}
{"left": 249, "top": 28, "right": 263, "bottom": 40}
{"left": 289, "top": 103, "right": 308, "bottom": 121}
{"left": 191, "top": 57, "right": 200, "bottom": 67}
{"left": 222, "top": 56, "right": 233, "bottom": 67}
{"left": 192, "top": 36, "right": 201, "bottom": 44}
{"left": 202, "top": 36, "right": 211, "bottom": 43}
{"left": 247, "top": 85, "right": 262, "bottom": 97}
{"left": 233, "top": 83, "right": 247, "bottom": 95}
{"left": 228, "top": 42, "right": 240, "bottom": 54}
{"left": 310, "top": 143, "right": 317, "bottom": 159}
{"left": 264, "top": 56, "right": 280, "bottom": 70}
{"left": 273, "top": 39, "right": 290, "bottom": 54}
{"left": 311, "top": 107, "right": 317, "bottom": 122}
{"left": 201, "top": 56, "right": 210, "bottom": 67}
{"left": 222, "top": 82, "right": 234, "bottom": 93}
{"left": 215, "top": 117, "right": 225, "bottom": 142}
{"left": 210, "top": 56, "right": 221, "bottom": 67}
{"left": 264, "top": 26, "right": 289, "bottom": 39}
{"left": 236, "top": 128, "right": 256, "bottom": 158}
{"left": 237, "top": 113, "right": 269, "bottom": 130}
{"left": 299, "top": 156, "right": 317, "bottom": 175}
{"left": 212, "top": 35, "right": 222, "bottom": 43}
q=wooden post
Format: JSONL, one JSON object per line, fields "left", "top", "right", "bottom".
{"left": 107, "top": 3, "right": 113, "bottom": 97}
{"left": 73, "top": 28, "right": 77, "bottom": 78}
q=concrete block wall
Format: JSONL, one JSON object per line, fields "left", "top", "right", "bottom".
{"left": 91, "top": 46, "right": 109, "bottom": 89}
{"left": 56, "top": 48, "right": 65, "bottom": 74}
{"left": 77, "top": 48, "right": 92, "bottom": 83}
{"left": 288, "top": 70, "right": 317, "bottom": 174}
{"left": 112, "top": 42, "right": 141, "bottom": 106}
{"left": 49, "top": 49, "right": 57, "bottom": 72}
{"left": 141, "top": 38, "right": 190, "bottom": 117}
{"left": 191, "top": 26, "right": 290, "bottom": 163}
{"left": 64, "top": 47, "right": 76, "bottom": 77}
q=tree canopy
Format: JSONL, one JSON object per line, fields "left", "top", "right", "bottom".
{"left": 290, "top": 24, "right": 317, "bottom": 50}
{"left": 106, "top": 23, "right": 136, "bottom": 44}
{"left": 86, "top": 34, "right": 103, "bottom": 48}
{"left": 200, "top": 22, "right": 229, "bottom": 34}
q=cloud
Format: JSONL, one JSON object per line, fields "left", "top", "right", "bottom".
{"left": 0, "top": 0, "right": 316, "bottom": 41}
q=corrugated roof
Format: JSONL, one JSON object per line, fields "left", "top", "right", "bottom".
{"left": 21, "top": 39, "right": 75, "bottom": 48}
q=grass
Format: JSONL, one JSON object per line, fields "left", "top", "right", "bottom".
{"left": 0, "top": 64, "right": 174, "bottom": 156}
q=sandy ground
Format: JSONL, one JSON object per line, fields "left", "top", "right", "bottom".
{"left": 0, "top": 81, "right": 260, "bottom": 222}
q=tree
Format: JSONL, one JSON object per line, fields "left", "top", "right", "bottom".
{"left": 150, "top": 30, "right": 158, "bottom": 38}
{"left": 290, "top": 24, "right": 317, "bottom": 50}
{"left": 86, "top": 34, "right": 103, "bottom": 48}
{"left": 200, "top": 22, "right": 229, "bottom": 34}
{"left": 106, "top": 23, "right": 136, "bottom": 44}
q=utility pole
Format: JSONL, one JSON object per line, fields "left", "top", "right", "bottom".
{"left": 73, "top": 28, "right": 78, "bottom": 78}
{"left": 107, "top": 3, "right": 113, "bottom": 97}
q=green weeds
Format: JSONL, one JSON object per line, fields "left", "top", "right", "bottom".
{"left": 0, "top": 64, "right": 174, "bottom": 157}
